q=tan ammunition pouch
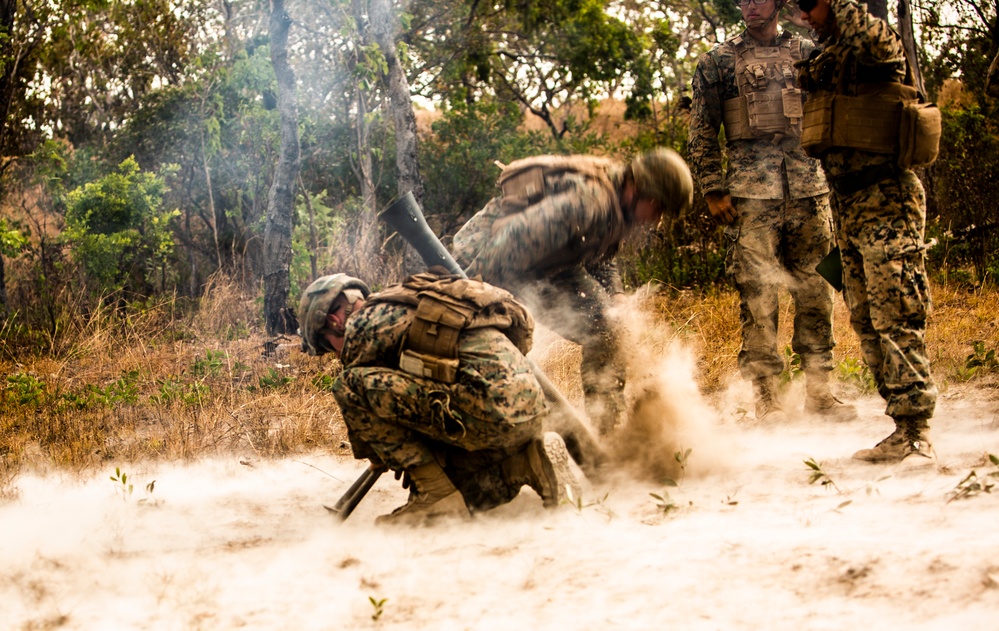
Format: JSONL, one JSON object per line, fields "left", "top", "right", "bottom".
{"left": 801, "top": 78, "right": 941, "bottom": 169}
{"left": 898, "top": 101, "right": 941, "bottom": 169}
{"left": 722, "top": 34, "right": 804, "bottom": 140}
{"left": 367, "top": 273, "right": 535, "bottom": 384}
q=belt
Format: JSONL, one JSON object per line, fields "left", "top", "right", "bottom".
{"left": 827, "top": 163, "right": 900, "bottom": 197}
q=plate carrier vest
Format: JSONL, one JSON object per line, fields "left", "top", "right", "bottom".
{"left": 722, "top": 32, "right": 805, "bottom": 141}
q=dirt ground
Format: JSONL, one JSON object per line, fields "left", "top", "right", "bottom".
{"left": 4, "top": 350, "right": 999, "bottom": 630}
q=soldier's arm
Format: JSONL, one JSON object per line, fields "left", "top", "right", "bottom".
{"left": 831, "top": 0, "right": 905, "bottom": 66}
{"left": 687, "top": 55, "right": 727, "bottom": 196}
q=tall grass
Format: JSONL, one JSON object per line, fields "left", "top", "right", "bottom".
{"left": 2, "top": 276, "right": 998, "bottom": 499}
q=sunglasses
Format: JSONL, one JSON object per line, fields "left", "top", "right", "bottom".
{"left": 796, "top": 0, "right": 818, "bottom": 12}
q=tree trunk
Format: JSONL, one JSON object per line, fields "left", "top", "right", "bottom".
{"left": 263, "top": 0, "right": 301, "bottom": 335}
{"left": 298, "top": 174, "right": 318, "bottom": 281}
{"left": 369, "top": 0, "right": 424, "bottom": 205}
{"left": 0, "top": 251, "right": 8, "bottom": 318}
{"left": 897, "top": 0, "right": 925, "bottom": 95}
{"left": 369, "top": 0, "right": 426, "bottom": 275}
{"left": 353, "top": 85, "right": 380, "bottom": 281}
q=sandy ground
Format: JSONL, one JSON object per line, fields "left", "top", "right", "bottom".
{"left": 4, "top": 368, "right": 999, "bottom": 630}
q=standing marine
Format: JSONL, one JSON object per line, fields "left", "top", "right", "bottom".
{"left": 688, "top": 0, "right": 856, "bottom": 423}
{"left": 795, "top": 0, "right": 941, "bottom": 463}
{"left": 451, "top": 149, "right": 693, "bottom": 435}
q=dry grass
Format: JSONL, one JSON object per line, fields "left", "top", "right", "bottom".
{"left": 2, "top": 277, "right": 998, "bottom": 498}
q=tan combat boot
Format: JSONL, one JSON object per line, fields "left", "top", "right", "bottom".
{"left": 753, "top": 376, "right": 788, "bottom": 424}
{"left": 852, "top": 420, "right": 936, "bottom": 465}
{"left": 804, "top": 372, "right": 859, "bottom": 422}
{"left": 502, "top": 432, "right": 582, "bottom": 508}
{"left": 375, "top": 460, "right": 471, "bottom": 525}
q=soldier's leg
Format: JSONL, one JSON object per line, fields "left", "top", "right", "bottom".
{"left": 834, "top": 174, "right": 936, "bottom": 463}
{"left": 331, "top": 373, "right": 436, "bottom": 470}
{"left": 445, "top": 430, "right": 581, "bottom": 511}
{"left": 861, "top": 175, "right": 937, "bottom": 419}
{"left": 728, "top": 197, "right": 785, "bottom": 421}
{"left": 332, "top": 375, "right": 469, "bottom": 523}
{"left": 531, "top": 268, "right": 626, "bottom": 435}
{"left": 784, "top": 195, "right": 856, "bottom": 421}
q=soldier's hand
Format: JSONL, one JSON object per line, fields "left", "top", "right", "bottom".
{"left": 394, "top": 468, "right": 413, "bottom": 490}
{"left": 705, "top": 191, "right": 737, "bottom": 225}
{"left": 782, "top": 7, "right": 810, "bottom": 29}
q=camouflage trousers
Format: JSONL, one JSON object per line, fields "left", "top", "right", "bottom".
{"left": 331, "top": 330, "right": 547, "bottom": 511}
{"left": 830, "top": 170, "right": 937, "bottom": 422}
{"left": 515, "top": 267, "right": 626, "bottom": 435}
{"left": 725, "top": 194, "right": 836, "bottom": 380}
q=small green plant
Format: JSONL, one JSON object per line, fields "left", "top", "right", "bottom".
{"left": 804, "top": 458, "right": 841, "bottom": 493}
{"left": 946, "top": 454, "right": 999, "bottom": 503}
{"left": 253, "top": 367, "right": 293, "bottom": 390}
{"left": 138, "top": 479, "right": 159, "bottom": 505}
{"left": 662, "top": 447, "right": 692, "bottom": 487}
{"left": 99, "top": 370, "right": 141, "bottom": 405}
{"left": 311, "top": 373, "right": 335, "bottom": 390}
{"left": 182, "top": 382, "right": 210, "bottom": 406}
{"left": 836, "top": 356, "right": 877, "bottom": 395}
{"left": 5, "top": 372, "right": 46, "bottom": 406}
{"left": 150, "top": 376, "right": 185, "bottom": 405}
{"left": 369, "top": 596, "right": 387, "bottom": 622}
{"left": 568, "top": 490, "right": 615, "bottom": 520}
{"left": 110, "top": 467, "right": 134, "bottom": 499}
{"left": 191, "top": 350, "right": 228, "bottom": 376}
{"left": 778, "top": 345, "right": 803, "bottom": 385}
{"left": 110, "top": 468, "right": 159, "bottom": 504}
{"left": 650, "top": 489, "right": 678, "bottom": 516}
{"left": 960, "top": 341, "right": 999, "bottom": 381}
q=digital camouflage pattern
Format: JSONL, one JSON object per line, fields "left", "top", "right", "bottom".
{"left": 725, "top": 196, "right": 835, "bottom": 379}
{"left": 798, "top": 0, "right": 936, "bottom": 424}
{"left": 689, "top": 30, "right": 837, "bottom": 382}
{"left": 452, "top": 161, "right": 627, "bottom": 291}
{"left": 451, "top": 161, "right": 629, "bottom": 434}
{"left": 831, "top": 171, "right": 936, "bottom": 421}
{"left": 795, "top": 0, "right": 908, "bottom": 180}
{"left": 331, "top": 283, "right": 547, "bottom": 509}
{"left": 688, "top": 31, "right": 829, "bottom": 200}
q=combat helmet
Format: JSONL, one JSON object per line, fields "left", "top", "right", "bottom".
{"left": 630, "top": 148, "right": 694, "bottom": 219}
{"left": 299, "top": 273, "right": 370, "bottom": 356}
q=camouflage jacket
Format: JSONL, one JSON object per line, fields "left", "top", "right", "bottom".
{"left": 688, "top": 29, "right": 829, "bottom": 200}
{"left": 339, "top": 274, "right": 544, "bottom": 426}
{"left": 796, "top": 0, "right": 908, "bottom": 179}
{"left": 451, "top": 159, "right": 627, "bottom": 295}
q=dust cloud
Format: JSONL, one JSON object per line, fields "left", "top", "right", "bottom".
{"left": 4, "top": 296, "right": 999, "bottom": 629}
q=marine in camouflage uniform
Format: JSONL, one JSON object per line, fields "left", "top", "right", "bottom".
{"left": 687, "top": 0, "right": 854, "bottom": 423}
{"left": 299, "top": 272, "right": 582, "bottom": 523}
{"left": 796, "top": 0, "right": 937, "bottom": 463}
{"left": 451, "top": 149, "right": 693, "bottom": 435}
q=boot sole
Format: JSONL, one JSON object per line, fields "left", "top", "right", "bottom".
{"left": 540, "top": 432, "right": 583, "bottom": 508}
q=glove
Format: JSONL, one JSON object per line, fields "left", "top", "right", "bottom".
{"left": 394, "top": 468, "right": 413, "bottom": 490}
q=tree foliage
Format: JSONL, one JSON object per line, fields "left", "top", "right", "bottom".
{"left": 0, "top": 0, "right": 998, "bottom": 345}
{"left": 63, "top": 157, "right": 177, "bottom": 298}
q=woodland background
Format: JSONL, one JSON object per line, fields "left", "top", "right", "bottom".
{"left": 1, "top": 0, "right": 998, "bottom": 491}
